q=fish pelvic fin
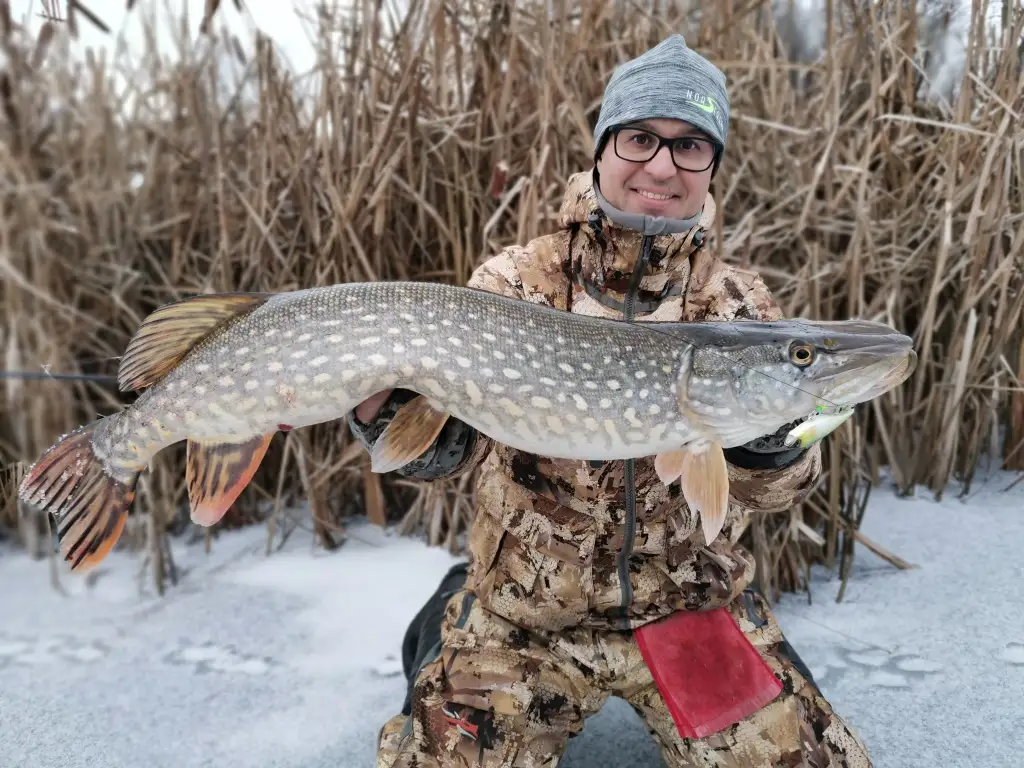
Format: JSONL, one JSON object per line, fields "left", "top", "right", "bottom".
{"left": 186, "top": 434, "right": 274, "bottom": 527}
{"left": 118, "top": 292, "right": 271, "bottom": 392}
{"left": 18, "top": 419, "right": 140, "bottom": 573}
{"left": 369, "top": 395, "right": 451, "bottom": 474}
{"left": 657, "top": 441, "right": 731, "bottom": 546}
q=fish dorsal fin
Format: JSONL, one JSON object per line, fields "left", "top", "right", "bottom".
{"left": 118, "top": 293, "right": 271, "bottom": 392}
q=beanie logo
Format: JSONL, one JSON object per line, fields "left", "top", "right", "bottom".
{"left": 683, "top": 91, "right": 716, "bottom": 115}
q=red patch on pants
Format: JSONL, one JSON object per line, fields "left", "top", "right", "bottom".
{"left": 634, "top": 607, "right": 784, "bottom": 739}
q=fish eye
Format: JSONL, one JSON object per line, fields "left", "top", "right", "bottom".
{"left": 789, "top": 343, "right": 815, "bottom": 367}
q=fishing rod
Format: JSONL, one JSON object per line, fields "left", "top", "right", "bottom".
{"left": 0, "top": 371, "right": 118, "bottom": 383}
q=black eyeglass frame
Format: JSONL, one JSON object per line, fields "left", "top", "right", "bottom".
{"left": 608, "top": 123, "right": 721, "bottom": 173}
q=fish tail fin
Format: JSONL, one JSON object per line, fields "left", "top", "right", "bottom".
{"left": 18, "top": 418, "right": 139, "bottom": 573}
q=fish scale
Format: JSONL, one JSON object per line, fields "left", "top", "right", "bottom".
{"left": 18, "top": 280, "right": 917, "bottom": 574}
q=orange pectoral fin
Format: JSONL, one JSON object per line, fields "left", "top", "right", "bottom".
{"left": 186, "top": 434, "right": 274, "bottom": 526}
{"left": 677, "top": 441, "right": 731, "bottom": 546}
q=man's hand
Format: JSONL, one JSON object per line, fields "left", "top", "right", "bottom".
{"left": 354, "top": 389, "right": 394, "bottom": 423}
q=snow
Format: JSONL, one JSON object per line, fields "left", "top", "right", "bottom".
{"left": 2, "top": 469, "right": 1022, "bottom": 767}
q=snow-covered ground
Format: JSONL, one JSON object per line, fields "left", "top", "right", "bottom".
{"left": 1, "top": 469, "right": 1022, "bottom": 768}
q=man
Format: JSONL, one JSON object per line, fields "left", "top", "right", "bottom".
{"left": 350, "top": 34, "right": 871, "bottom": 768}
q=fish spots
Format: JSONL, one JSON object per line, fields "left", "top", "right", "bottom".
{"left": 268, "top": 362, "right": 284, "bottom": 373}
{"left": 600, "top": 398, "right": 612, "bottom": 408}
{"left": 648, "top": 404, "right": 661, "bottom": 415}
{"left": 488, "top": 383, "right": 505, "bottom": 394}
{"left": 420, "top": 357, "right": 439, "bottom": 369}
{"left": 500, "top": 398, "right": 525, "bottom": 417}
{"left": 624, "top": 408, "right": 643, "bottom": 428}
{"left": 539, "top": 377, "right": 557, "bottom": 387}
{"left": 294, "top": 374, "right": 309, "bottom": 384}
{"left": 572, "top": 394, "right": 589, "bottom": 412}
{"left": 314, "top": 373, "right": 331, "bottom": 384}
{"left": 196, "top": 364, "right": 211, "bottom": 372}
{"left": 530, "top": 396, "right": 552, "bottom": 409}
{"left": 493, "top": 350, "right": 506, "bottom": 360}
{"left": 359, "top": 336, "right": 381, "bottom": 346}
{"left": 455, "top": 356, "right": 471, "bottom": 368}
{"left": 503, "top": 368, "right": 522, "bottom": 380}
{"left": 235, "top": 346, "right": 250, "bottom": 356}
{"left": 422, "top": 379, "right": 447, "bottom": 399}
{"left": 244, "top": 380, "right": 259, "bottom": 391}
{"left": 607, "top": 380, "right": 621, "bottom": 390}
{"left": 369, "top": 354, "right": 387, "bottom": 366}
{"left": 465, "top": 380, "right": 483, "bottom": 406}
{"left": 545, "top": 415, "right": 566, "bottom": 434}
{"left": 635, "top": 370, "right": 647, "bottom": 379}
{"left": 218, "top": 376, "right": 235, "bottom": 387}
{"left": 482, "top": 332, "right": 496, "bottom": 342}
{"left": 393, "top": 344, "right": 406, "bottom": 354}
{"left": 291, "top": 350, "right": 308, "bottom": 359}
{"left": 339, "top": 353, "right": 356, "bottom": 363}
{"left": 361, "top": 314, "right": 378, "bottom": 322}
{"left": 558, "top": 363, "right": 574, "bottom": 374}
{"left": 401, "top": 365, "right": 416, "bottom": 377}
{"left": 411, "top": 339, "right": 427, "bottom": 347}
{"left": 584, "top": 381, "right": 598, "bottom": 390}
{"left": 603, "top": 419, "right": 623, "bottom": 443}
{"left": 297, "top": 333, "right": 313, "bottom": 343}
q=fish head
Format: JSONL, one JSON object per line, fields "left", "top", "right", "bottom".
{"left": 669, "top": 319, "right": 917, "bottom": 446}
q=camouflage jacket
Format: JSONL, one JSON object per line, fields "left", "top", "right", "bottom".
{"left": 349, "top": 170, "right": 822, "bottom": 632}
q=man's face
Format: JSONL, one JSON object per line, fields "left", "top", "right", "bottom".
{"left": 595, "top": 118, "right": 716, "bottom": 221}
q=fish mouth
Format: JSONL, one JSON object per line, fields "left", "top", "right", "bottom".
{"left": 820, "top": 344, "right": 918, "bottom": 405}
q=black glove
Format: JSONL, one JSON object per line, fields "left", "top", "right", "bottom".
{"left": 346, "top": 389, "right": 479, "bottom": 480}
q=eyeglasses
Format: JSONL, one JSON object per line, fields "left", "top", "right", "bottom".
{"left": 611, "top": 126, "right": 719, "bottom": 173}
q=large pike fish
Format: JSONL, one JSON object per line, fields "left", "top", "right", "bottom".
{"left": 18, "top": 281, "right": 916, "bottom": 572}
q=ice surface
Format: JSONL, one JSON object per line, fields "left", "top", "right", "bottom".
{"left": 2, "top": 470, "right": 1023, "bottom": 767}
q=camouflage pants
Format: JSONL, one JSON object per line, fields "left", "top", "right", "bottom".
{"left": 376, "top": 588, "right": 872, "bottom": 768}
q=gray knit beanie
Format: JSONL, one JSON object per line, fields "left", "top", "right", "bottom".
{"left": 593, "top": 34, "right": 730, "bottom": 162}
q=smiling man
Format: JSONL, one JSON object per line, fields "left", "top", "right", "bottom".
{"left": 351, "top": 34, "right": 872, "bottom": 768}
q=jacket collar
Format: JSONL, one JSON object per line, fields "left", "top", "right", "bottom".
{"left": 555, "top": 170, "right": 715, "bottom": 306}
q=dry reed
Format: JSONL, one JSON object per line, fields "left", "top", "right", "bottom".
{"left": 1, "top": 0, "right": 1021, "bottom": 600}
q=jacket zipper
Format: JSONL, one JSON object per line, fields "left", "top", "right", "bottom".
{"left": 616, "top": 235, "right": 653, "bottom": 630}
